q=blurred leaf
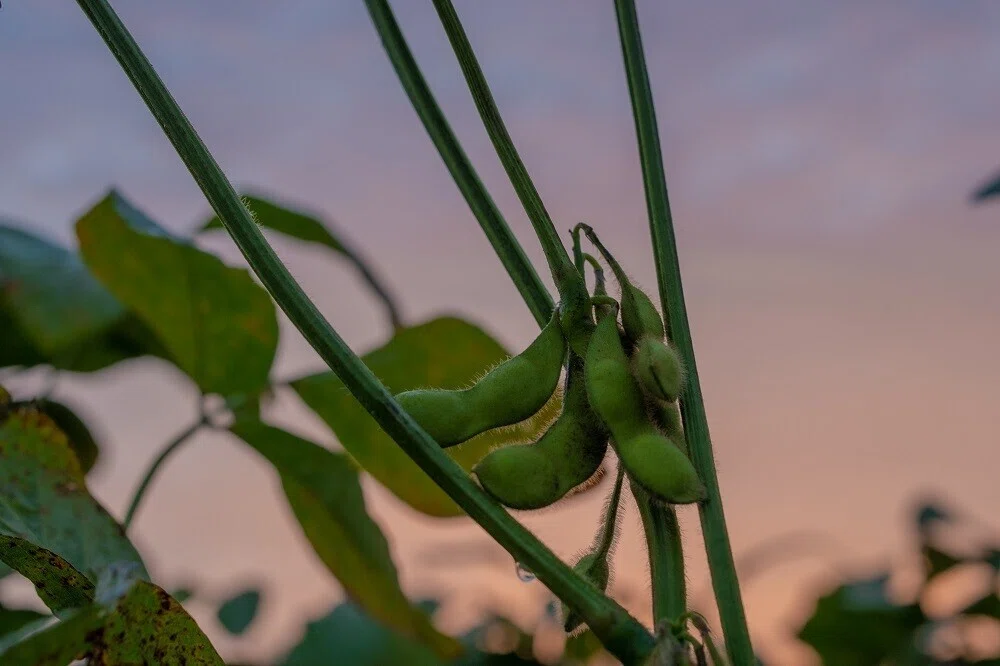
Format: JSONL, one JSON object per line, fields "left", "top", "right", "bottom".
{"left": 0, "top": 224, "right": 162, "bottom": 373}
{"left": 962, "top": 593, "right": 1000, "bottom": 619}
{"left": 0, "top": 603, "right": 47, "bottom": 638}
{"left": 914, "top": 500, "right": 951, "bottom": 532}
{"left": 456, "top": 616, "right": 537, "bottom": 666}
{"left": 217, "top": 589, "right": 261, "bottom": 636}
{"left": 796, "top": 576, "right": 926, "bottom": 666}
{"left": 922, "top": 544, "right": 963, "bottom": 581}
{"left": 76, "top": 190, "right": 278, "bottom": 396}
{"left": 562, "top": 630, "right": 604, "bottom": 664}
{"left": 0, "top": 576, "right": 223, "bottom": 665}
{"left": 230, "top": 420, "right": 460, "bottom": 659}
{"left": 200, "top": 191, "right": 402, "bottom": 330}
{"left": 0, "top": 310, "right": 45, "bottom": 369}
{"left": 200, "top": 193, "right": 346, "bottom": 255}
{"left": 0, "top": 538, "right": 93, "bottom": 615}
{"left": 280, "top": 602, "right": 443, "bottom": 666}
{"left": 11, "top": 399, "right": 99, "bottom": 475}
{"left": 0, "top": 223, "right": 123, "bottom": 361}
{"left": 171, "top": 587, "right": 195, "bottom": 604}
{"left": 972, "top": 171, "right": 1000, "bottom": 202}
{"left": 290, "top": 317, "right": 561, "bottom": 517}
{"left": 982, "top": 548, "right": 1000, "bottom": 572}
{"left": 0, "top": 397, "right": 147, "bottom": 613}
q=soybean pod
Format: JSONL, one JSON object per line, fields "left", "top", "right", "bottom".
{"left": 578, "top": 224, "right": 686, "bottom": 402}
{"left": 473, "top": 353, "right": 609, "bottom": 510}
{"left": 585, "top": 316, "right": 704, "bottom": 505}
{"left": 395, "top": 312, "right": 566, "bottom": 448}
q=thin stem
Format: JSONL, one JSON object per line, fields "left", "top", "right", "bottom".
{"left": 593, "top": 463, "right": 625, "bottom": 558}
{"left": 74, "top": 2, "right": 653, "bottom": 660}
{"left": 613, "top": 1, "right": 753, "bottom": 663}
{"left": 360, "top": 0, "right": 552, "bottom": 329}
{"left": 123, "top": 417, "right": 206, "bottom": 530}
{"left": 634, "top": 483, "right": 686, "bottom": 624}
{"left": 335, "top": 233, "right": 405, "bottom": 331}
{"left": 430, "top": 0, "right": 580, "bottom": 291}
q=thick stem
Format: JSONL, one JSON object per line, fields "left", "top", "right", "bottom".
{"left": 634, "top": 483, "right": 687, "bottom": 624}
{"left": 74, "top": 1, "right": 653, "bottom": 660}
{"left": 124, "top": 417, "right": 205, "bottom": 530}
{"left": 613, "top": 1, "right": 753, "bottom": 662}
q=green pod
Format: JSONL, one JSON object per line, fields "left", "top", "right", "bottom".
{"left": 619, "top": 433, "right": 703, "bottom": 505}
{"left": 395, "top": 313, "right": 567, "bottom": 447}
{"left": 621, "top": 283, "right": 665, "bottom": 344}
{"left": 632, "top": 336, "right": 685, "bottom": 402}
{"left": 578, "top": 224, "right": 665, "bottom": 344}
{"left": 647, "top": 399, "right": 686, "bottom": 452}
{"left": 585, "top": 316, "right": 705, "bottom": 504}
{"left": 474, "top": 355, "right": 609, "bottom": 510}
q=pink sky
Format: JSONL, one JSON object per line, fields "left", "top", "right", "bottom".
{"left": 3, "top": 2, "right": 1000, "bottom": 664}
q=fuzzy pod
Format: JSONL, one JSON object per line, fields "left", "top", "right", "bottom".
{"left": 646, "top": 399, "right": 686, "bottom": 453}
{"left": 395, "top": 312, "right": 566, "bottom": 448}
{"left": 621, "top": 283, "right": 666, "bottom": 344}
{"left": 617, "top": 432, "right": 704, "bottom": 504}
{"left": 586, "top": 316, "right": 704, "bottom": 505}
{"left": 633, "top": 336, "right": 685, "bottom": 402}
{"left": 474, "top": 355, "right": 609, "bottom": 510}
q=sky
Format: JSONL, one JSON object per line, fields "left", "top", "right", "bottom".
{"left": 3, "top": 1, "right": 1000, "bottom": 664}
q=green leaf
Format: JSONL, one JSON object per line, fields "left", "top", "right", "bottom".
{"left": 11, "top": 399, "right": 99, "bottom": 475}
{"left": 0, "top": 577, "right": 223, "bottom": 665}
{"left": 200, "top": 192, "right": 403, "bottom": 329}
{"left": 962, "top": 593, "right": 1000, "bottom": 619}
{"left": 921, "top": 544, "right": 962, "bottom": 581}
{"left": 280, "top": 602, "right": 443, "bottom": 666}
{"left": 972, "top": 171, "right": 1000, "bottom": 202}
{"left": 200, "top": 193, "right": 346, "bottom": 255}
{"left": 230, "top": 420, "right": 460, "bottom": 660}
{"left": 0, "top": 604, "right": 47, "bottom": 639}
{"left": 796, "top": 576, "right": 926, "bottom": 666}
{"left": 914, "top": 500, "right": 951, "bottom": 531}
{"left": 76, "top": 190, "right": 279, "bottom": 396}
{"left": 562, "top": 630, "right": 605, "bottom": 664}
{"left": 216, "top": 588, "right": 261, "bottom": 636}
{"left": 0, "top": 398, "right": 148, "bottom": 613}
{"left": 0, "top": 223, "right": 123, "bottom": 360}
{"left": 290, "top": 316, "right": 560, "bottom": 517}
{"left": 0, "top": 223, "right": 163, "bottom": 373}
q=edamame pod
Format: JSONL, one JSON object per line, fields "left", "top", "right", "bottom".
{"left": 633, "top": 336, "right": 685, "bottom": 403}
{"left": 474, "top": 355, "right": 609, "bottom": 510}
{"left": 585, "top": 316, "right": 704, "bottom": 504}
{"left": 395, "top": 312, "right": 566, "bottom": 448}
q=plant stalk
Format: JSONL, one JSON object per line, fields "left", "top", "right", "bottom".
{"left": 633, "top": 484, "right": 687, "bottom": 623}
{"left": 613, "top": 0, "right": 753, "bottom": 662}
{"left": 123, "top": 417, "right": 205, "bottom": 530}
{"left": 74, "top": 1, "right": 654, "bottom": 660}
{"left": 360, "top": 0, "right": 553, "bottom": 329}
{"left": 430, "top": 0, "right": 580, "bottom": 291}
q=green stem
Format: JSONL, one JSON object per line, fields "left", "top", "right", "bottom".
{"left": 633, "top": 483, "right": 686, "bottom": 624}
{"left": 430, "top": 0, "right": 580, "bottom": 292}
{"left": 613, "top": 1, "right": 753, "bottom": 663}
{"left": 74, "top": 1, "right": 653, "bottom": 660}
{"left": 359, "top": 0, "right": 552, "bottom": 329}
{"left": 593, "top": 464, "right": 625, "bottom": 558}
{"left": 326, "top": 233, "right": 405, "bottom": 332}
{"left": 123, "top": 417, "right": 205, "bottom": 530}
